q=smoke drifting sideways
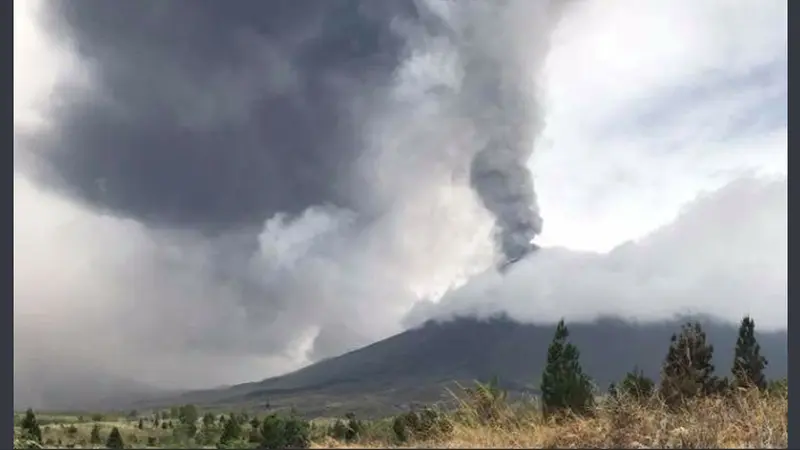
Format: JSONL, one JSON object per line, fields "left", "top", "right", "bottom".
{"left": 15, "top": 0, "right": 568, "bottom": 401}
{"left": 406, "top": 175, "right": 788, "bottom": 332}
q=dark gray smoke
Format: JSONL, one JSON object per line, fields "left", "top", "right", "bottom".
{"left": 20, "top": 0, "right": 562, "bottom": 258}
{"left": 427, "top": 1, "right": 569, "bottom": 263}
{"left": 458, "top": 8, "right": 546, "bottom": 262}
{"left": 15, "top": 0, "right": 571, "bottom": 407}
{"left": 21, "top": 0, "right": 416, "bottom": 231}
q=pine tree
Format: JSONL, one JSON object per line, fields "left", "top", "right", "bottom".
{"left": 659, "top": 321, "right": 720, "bottom": 407}
{"left": 90, "top": 424, "right": 102, "bottom": 445}
{"left": 106, "top": 426, "right": 125, "bottom": 449}
{"left": 20, "top": 409, "right": 42, "bottom": 443}
{"left": 178, "top": 404, "right": 199, "bottom": 436}
{"left": 731, "top": 316, "right": 768, "bottom": 390}
{"left": 539, "top": 319, "right": 594, "bottom": 418}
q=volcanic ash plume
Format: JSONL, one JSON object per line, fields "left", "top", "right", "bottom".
{"left": 420, "top": 0, "right": 565, "bottom": 264}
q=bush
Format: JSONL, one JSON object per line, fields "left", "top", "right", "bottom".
{"left": 348, "top": 413, "right": 363, "bottom": 441}
{"left": 392, "top": 408, "right": 452, "bottom": 443}
{"left": 610, "top": 367, "right": 656, "bottom": 402}
{"left": 329, "top": 419, "right": 349, "bottom": 441}
{"left": 283, "top": 414, "right": 311, "bottom": 448}
{"left": 767, "top": 378, "right": 788, "bottom": 397}
{"left": 259, "top": 412, "right": 311, "bottom": 449}
{"left": 460, "top": 377, "right": 509, "bottom": 425}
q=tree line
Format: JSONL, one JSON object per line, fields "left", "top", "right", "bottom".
{"left": 539, "top": 315, "right": 774, "bottom": 417}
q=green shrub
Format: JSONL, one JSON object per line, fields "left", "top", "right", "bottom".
{"left": 609, "top": 367, "right": 656, "bottom": 402}
{"left": 259, "top": 412, "right": 310, "bottom": 449}
{"left": 392, "top": 408, "right": 452, "bottom": 443}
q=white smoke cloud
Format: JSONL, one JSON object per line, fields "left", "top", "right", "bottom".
{"left": 407, "top": 175, "right": 787, "bottom": 330}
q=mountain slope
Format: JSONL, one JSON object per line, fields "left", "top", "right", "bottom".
{"left": 154, "top": 315, "right": 786, "bottom": 418}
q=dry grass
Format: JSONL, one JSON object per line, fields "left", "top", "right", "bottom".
{"left": 315, "top": 388, "right": 788, "bottom": 449}
{"left": 13, "top": 387, "right": 787, "bottom": 448}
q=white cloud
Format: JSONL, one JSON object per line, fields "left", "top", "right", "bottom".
{"left": 411, "top": 174, "right": 787, "bottom": 330}
{"left": 533, "top": 0, "right": 786, "bottom": 252}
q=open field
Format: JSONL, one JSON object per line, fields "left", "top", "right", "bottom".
{"left": 14, "top": 385, "right": 787, "bottom": 449}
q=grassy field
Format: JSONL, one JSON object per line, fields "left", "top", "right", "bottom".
{"left": 14, "top": 385, "right": 787, "bottom": 449}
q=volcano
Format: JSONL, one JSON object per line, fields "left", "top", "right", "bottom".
{"left": 140, "top": 315, "right": 787, "bottom": 418}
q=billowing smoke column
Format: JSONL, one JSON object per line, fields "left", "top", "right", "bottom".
{"left": 430, "top": 1, "right": 562, "bottom": 265}
{"left": 467, "top": 79, "right": 542, "bottom": 264}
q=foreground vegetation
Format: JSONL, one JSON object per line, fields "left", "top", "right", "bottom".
{"left": 15, "top": 316, "right": 787, "bottom": 448}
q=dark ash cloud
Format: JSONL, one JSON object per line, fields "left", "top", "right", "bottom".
{"left": 24, "top": 0, "right": 416, "bottom": 230}
{"left": 15, "top": 0, "right": 575, "bottom": 409}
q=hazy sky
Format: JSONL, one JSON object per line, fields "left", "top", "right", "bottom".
{"left": 14, "top": 0, "right": 786, "bottom": 401}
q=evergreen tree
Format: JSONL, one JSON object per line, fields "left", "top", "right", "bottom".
{"left": 178, "top": 404, "right": 199, "bottom": 436}
{"left": 219, "top": 414, "right": 242, "bottom": 446}
{"left": 539, "top": 319, "right": 594, "bottom": 418}
{"left": 20, "top": 409, "right": 42, "bottom": 443}
{"left": 106, "top": 426, "right": 125, "bottom": 449}
{"left": 659, "top": 321, "right": 721, "bottom": 407}
{"left": 89, "top": 424, "right": 102, "bottom": 445}
{"left": 732, "top": 316, "right": 768, "bottom": 390}
{"left": 138, "top": 418, "right": 144, "bottom": 430}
